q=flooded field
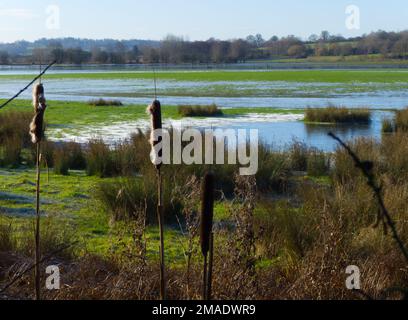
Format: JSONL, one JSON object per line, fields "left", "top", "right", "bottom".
{"left": 48, "top": 110, "right": 390, "bottom": 152}
{"left": 0, "top": 67, "right": 405, "bottom": 151}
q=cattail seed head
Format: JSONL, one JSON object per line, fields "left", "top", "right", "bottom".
{"left": 200, "top": 172, "right": 215, "bottom": 257}
{"left": 147, "top": 100, "right": 163, "bottom": 169}
{"left": 30, "top": 83, "right": 47, "bottom": 144}
{"left": 147, "top": 100, "right": 162, "bottom": 132}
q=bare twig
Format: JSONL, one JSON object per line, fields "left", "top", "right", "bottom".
{"left": 0, "top": 61, "right": 56, "bottom": 110}
{"left": 328, "top": 132, "right": 408, "bottom": 262}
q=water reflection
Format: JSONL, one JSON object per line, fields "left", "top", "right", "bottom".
{"left": 228, "top": 111, "right": 392, "bottom": 152}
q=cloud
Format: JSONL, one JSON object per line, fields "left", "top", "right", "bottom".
{"left": 0, "top": 8, "right": 37, "bottom": 19}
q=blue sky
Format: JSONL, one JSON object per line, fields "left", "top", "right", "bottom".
{"left": 0, "top": 0, "right": 406, "bottom": 42}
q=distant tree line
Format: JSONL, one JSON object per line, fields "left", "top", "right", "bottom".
{"left": 1, "top": 30, "right": 408, "bottom": 65}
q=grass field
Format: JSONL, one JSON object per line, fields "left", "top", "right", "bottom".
{"left": 0, "top": 169, "right": 223, "bottom": 264}
{"left": 2, "top": 69, "right": 408, "bottom": 83}
{"left": 269, "top": 54, "right": 408, "bottom": 65}
{"left": 0, "top": 99, "right": 304, "bottom": 126}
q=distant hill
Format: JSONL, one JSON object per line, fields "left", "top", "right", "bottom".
{"left": 0, "top": 38, "right": 160, "bottom": 56}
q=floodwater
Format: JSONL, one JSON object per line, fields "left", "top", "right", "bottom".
{"left": 0, "top": 67, "right": 403, "bottom": 151}
{"left": 49, "top": 111, "right": 391, "bottom": 152}
{"left": 0, "top": 78, "right": 407, "bottom": 109}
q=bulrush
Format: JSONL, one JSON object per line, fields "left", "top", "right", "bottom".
{"left": 200, "top": 172, "right": 215, "bottom": 300}
{"left": 30, "top": 83, "right": 47, "bottom": 144}
{"left": 147, "top": 99, "right": 166, "bottom": 300}
{"left": 147, "top": 100, "right": 163, "bottom": 170}
{"left": 31, "top": 82, "right": 47, "bottom": 301}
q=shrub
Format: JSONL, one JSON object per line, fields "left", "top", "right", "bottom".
{"left": 307, "top": 150, "right": 329, "bottom": 177}
{"left": 332, "top": 137, "right": 379, "bottom": 184}
{"left": 254, "top": 200, "right": 316, "bottom": 261}
{"left": 256, "top": 145, "right": 291, "bottom": 192}
{"left": 95, "top": 174, "right": 183, "bottom": 224}
{"left": 39, "top": 141, "right": 56, "bottom": 168}
{"left": 381, "top": 132, "right": 408, "bottom": 181}
{"left": 17, "top": 216, "right": 75, "bottom": 259}
{"left": 114, "top": 131, "right": 151, "bottom": 176}
{"left": 0, "top": 111, "right": 33, "bottom": 167}
{"left": 1, "top": 136, "right": 23, "bottom": 167}
{"left": 305, "top": 106, "right": 371, "bottom": 124}
{"left": 289, "top": 141, "right": 309, "bottom": 171}
{"left": 178, "top": 104, "right": 223, "bottom": 117}
{"left": 85, "top": 139, "right": 117, "bottom": 177}
{"left": 0, "top": 111, "right": 32, "bottom": 147}
{"left": 51, "top": 142, "right": 86, "bottom": 175}
{"left": 66, "top": 142, "right": 87, "bottom": 170}
{"left": 0, "top": 219, "right": 16, "bottom": 252}
{"left": 53, "top": 146, "right": 71, "bottom": 175}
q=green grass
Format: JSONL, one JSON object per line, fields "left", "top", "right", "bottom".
{"left": 0, "top": 167, "right": 243, "bottom": 267}
{"left": 0, "top": 99, "right": 305, "bottom": 150}
{"left": 0, "top": 168, "right": 190, "bottom": 263}
{"left": 269, "top": 54, "right": 408, "bottom": 65}
{"left": 1, "top": 70, "right": 408, "bottom": 99}
{"left": 0, "top": 99, "right": 304, "bottom": 126}
{"left": 2, "top": 70, "right": 408, "bottom": 83}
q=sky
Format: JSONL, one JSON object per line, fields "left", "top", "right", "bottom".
{"left": 0, "top": 0, "right": 407, "bottom": 43}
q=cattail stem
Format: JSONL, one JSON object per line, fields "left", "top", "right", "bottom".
{"left": 148, "top": 100, "right": 166, "bottom": 299}
{"left": 157, "top": 169, "right": 166, "bottom": 300}
{"left": 203, "top": 254, "right": 208, "bottom": 300}
{"left": 200, "top": 172, "right": 215, "bottom": 301}
{"left": 206, "top": 232, "right": 214, "bottom": 300}
{"left": 35, "top": 142, "right": 41, "bottom": 300}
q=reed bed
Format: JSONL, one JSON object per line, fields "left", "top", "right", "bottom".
{"left": 395, "top": 108, "right": 408, "bottom": 132}
{"left": 305, "top": 106, "right": 371, "bottom": 124}
{"left": 178, "top": 104, "right": 223, "bottom": 117}
{"left": 88, "top": 99, "right": 123, "bottom": 107}
{"left": 382, "top": 119, "right": 395, "bottom": 133}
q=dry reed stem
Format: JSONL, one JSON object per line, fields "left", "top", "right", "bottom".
{"left": 34, "top": 142, "right": 41, "bottom": 300}
{"left": 200, "top": 172, "right": 215, "bottom": 300}
{"left": 148, "top": 99, "right": 166, "bottom": 299}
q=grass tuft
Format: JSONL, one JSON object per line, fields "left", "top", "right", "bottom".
{"left": 305, "top": 106, "right": 371, "bottom": 124}
{"left": 88, "top": 99, "right": 123, "bottom": 107}
{"left": 178, "top": 104, "right": 223, "bottom": 117}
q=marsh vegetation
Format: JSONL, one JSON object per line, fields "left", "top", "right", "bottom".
{"left": 0, "top": 66, "right": 408, "bottom": 300}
